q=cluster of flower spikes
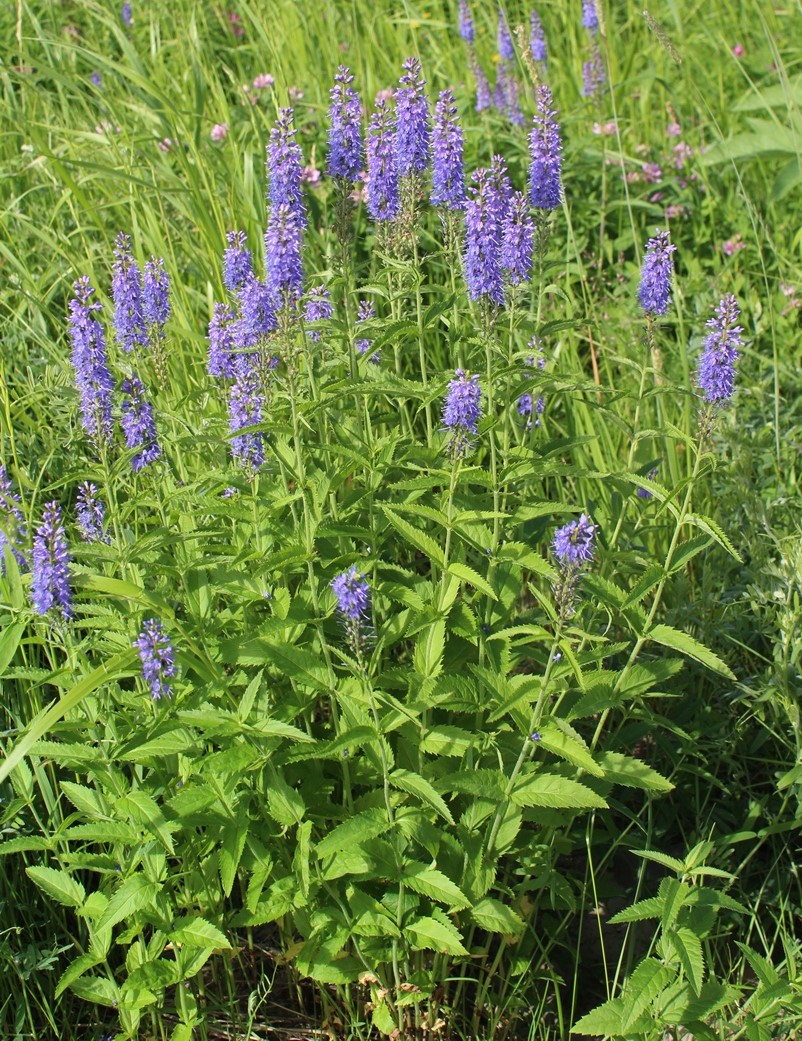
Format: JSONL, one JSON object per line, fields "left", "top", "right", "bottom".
{"left": 111, "top": 232, "right": 171, "bottom": 352}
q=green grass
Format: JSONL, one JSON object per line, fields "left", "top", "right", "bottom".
{"left": 1, "top": 1, "right": 802, "bottom": 1039}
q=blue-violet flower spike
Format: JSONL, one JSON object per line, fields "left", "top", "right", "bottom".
{"left": 638, "top": 229, "right": 676, "bottom": 316}
{"left": 112, "top": 232, "right": 147, "bottom": 353}
{"left": 396, "top": 57, "right": 430, "bottom": 177}
{"left": 134, "top": 618, "right": 176, "bottom": 700}
{"left": 328, "top": 66, "right": 363, "bottom": 180}
{"left": 120, "top": 374, "right": 161, "bottom": 471}
{"left": 431, "top": 88, "right": 465, "bottom": 210}
{"left": 76, "top": 482, "right": 111, "bottom": 544}
{"left": 697, "top": 294, "right": 742, "bottom": 404}
{"left": 529, "top": 84, "right": 563, "bottom": 210}
{"left": 366, "top": 98, "right": 400, "bottom": 221}
{"left": 31, "top": 502, "right": 72, "bottom": 620}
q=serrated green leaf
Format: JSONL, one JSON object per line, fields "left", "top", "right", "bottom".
{"left": 171, "top": 916, "right": 231, "bottom": 950}
{"left": 470, "top": 897, "right": 525, "bottom": 935}
{"left": 598, "top": 751, "right": 674, "bottom": 793}
{"left": 118, "top": 790, "right": 177, "bottom": 853}
{"left": 421, "top": 725, "right": 475, "bottom": 758}
{"left": 372, "top": 999, "right": 397, "bottom": 1036}
{"left": 97, "top": 874, "right": 159, "bottom": 932}
{"left": 260, "top": 640, "right": 331, "bottom": 691}
{"left": 630, "top": 848, "right": 685, "bottom": 873}
{"left": 316, "top": 808, "right": 388, "bottom": 858}
{"left": 448, "top": 561, "right": 497, "bottom": 600}
{"left": 669, "top": 926, "right": 705, "bottom": 995}
{"left": 381, "top": 507, "right": 445, "bottom": 567}
{"left": 608, "top": 896, "right": 663, "bottom": 924}
{"left": 621, "top": 564, "right": 664, "bottom": 609}
{"left": 219, "top": 814, "right": 248, "bottom": 897}
{"left": 391, "top": 768, "right": 454, "bottom": 825}
{"left": 511, "top": 773, "right": 607, "bottom": 810}
{"left": 70, "top": 976, "right": 121, "bottom": 1007}
{"left": 117, "top": 727, "right": 196, "bottom": 759}
{"left": 436, "top": 768, "right": 505, "bottom": 799}
{"left": 55, "top": 952, "right": 102, "bottom": 999}
{"left": 402, "top": 862, "right": 470, "bottom": 909}
{"left": 659, "top": 877, "right": 692, "bottom": 931}
{"left": 621, "top": 958, "right": 675, "bottom": 1030}
{"left": 648, "top": 624, "right": 736, "bottom": 680}
{"left": 26, "top": 865, "right": 86, "bottom": 908}
{"left": 685, "top": 512, "right": 743, "bottom": 562}
{"left": 571, "top": 996, "right": 625, "bottom": 1035}
{"left": 407, "top": 915, "right": 468, "bottom": 955}
{"left": 538, "top": 722, "right": 604, "bottom": 777}
{"left": 0, "top": 836, "right": 50, "bottom": 855}
{"left": 0, "top": 621, "right": 25, "bottom": 677}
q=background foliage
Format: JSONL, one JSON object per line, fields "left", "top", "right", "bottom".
{"left": 1, "top": 1, "right": 801, "bottom": 1039}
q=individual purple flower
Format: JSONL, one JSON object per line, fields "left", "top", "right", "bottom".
{"left": 304, "top": 285, "right": 334, "bottom": 341}
{"left": 459, "top": 0, "right": 474, "bottom": 44}
{"left": 208, "top": 302, "right": 236, "bottom": 379}
{"left": 475, "top": 63, "right": 492, "bottom": 112}
{"left": 501, "top": 190, "right": 534, "bottom": 286}
{"left": 223, "top": 230, "right": 253, "bottom": 292}
{"left": 120, "top": 374, "right": 161, "bottom": 471}
{"left": 530, "top": 10, "right": 547, "bottom": 63}
{"left": 265, "top": 204, "right": 304, "bottom": 306}
{"left": 0, "top": 466, "right": 26, "bottom": 573}
{"left": 331, "top": 564, "right": 370, "bottom": 623}
{"left": 464, "top": 168, "right": 504, "bottom": 306}
{"left": 395, "top": 57, "right": 430, "bottom": 177}
{"left": 268, "top": 108, "right": 305, "bottom": 225}
{"left": 553, "top": 513, "right": 596, "bottom": 566}
{"left": 112, "top": 232, "right": 147, "bottom": 353}
{"left": 697, "top": 294, "right": 742, "bottom": 404}
{"left": 142, "top": 258, "right": 170, "bottom": 340}
{"left": 498, "top": 7, "right": 514, "bottom": 60}
{"left": 121, "top": 2, "right": 132, "bottom": 27}
{"left": 582, "top": 0, "right": 599, "bottom": 32}
{"left": 443, "top": 369, "right": 481, "bottom": 456}
{"left": 76, "top": 482, "right": 110, "bottom": 543}
{"left": 91, "top": 71, "right": 102, "bottom": 87}
{"left": 228, "top": 367, "right": 264, "bottom": 472}
{"left": 366, "top": 97, "right": 400, "bottom": 221}
{"left": 134, "top": 618, "right": 176, "bottom": 700}
{"left": 328, "top": 65, "right": 362, "bottom": 180}
{"left": 210, "top": 123, "right": 228, "bottom": 142}
{"left": 638, "top": 229, "right": 676, "bottom": 316}
{"left": 529, "top": 85, "right": 563, "bottom": 210}
{"left": 31, "top": 502, "right": 72, "bottom": 620}
{"left": 518, "top": 343, "right": 546, "bottom": 428}
{"left": 68, "top": 277, "right": 114, "bottom": 443}
{"left": 355, "top": 299, "right": 379, "bottom": 363}
{"left": 431, "top": 88, "right": 465, "bottom": 210}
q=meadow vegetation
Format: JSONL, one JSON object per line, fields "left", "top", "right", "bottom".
{"left": 1, "top": 1, "right": 801, "bottom": 1039}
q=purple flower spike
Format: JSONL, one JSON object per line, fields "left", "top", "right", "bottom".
{"left": 459, "top": 0, "right": 474, "bottom": 44}
{"left": 498, "top": 7, "right": 514, "bottom": 60}
{"left": 582, "top": 0, "right": 599, "bottom": 32}
{"left": 120, "top": 374, "right": 161, "bottom": 471}
{"left": 501, "top": 190, "right": 534, "bottom": 287}
{"left": 208, "top": 302, "right": 236, "bottom": 379}
{"left": 0, "top": 465, "right": 26, "bottom": 573}
{"left": 31, "top": 502, "right": 72, "bottom": 620}
{"left": 265, "top": 204, "right": 304, "bottom": 306}
{"left": 237, "top": 275, "right": 277, "bottom": 356}
{"left": 223, "top": 230, "right": 253, "bottom": 292}
{"left": 530, "top": 10, "right": 547, "bottom": 63}
{"left": 143, "top": 257, "right": 170, "bottom": 339}
{"left": 464, "top": 168, "right": 504, "bottom": 306}
{"left": 68, "top": 277, "right": 114, "bottom": 444}
{"left": 582, "top": 42, "right": 606, "bottom": 98}
{"left": 268, "top": 108, "right": 306, "bottom": 226}
{"left": 228, "top": 367, "right": 264, "bottom": 472}
{"left": 475, "top": 63, "right": 492, "bottom": 112}
{"left": 112, "top": 232, "right": 147, "bottom": 353}
{"left": 76, "top": 482, "right": 111, "bottom": 544}
{"left": 121, "top": 2, "right": 133, "bottom": 27}
{"left": 638, "top": 229, "right": 676, "bottom": 316}
{"left": 328, "top": 65, "right": 362, "bottom": 180}
{"left": 396, "top": 57, "right": 430, "bottom": 177}
{"left": 443, "top": 369, "right": 481, "bottom": 457}
{"left": 553, "top": 513, "right": 596, "bottom": 567}
{"left": 529, "top": 84, "right": 563, "bottom": 210}
{"left": 304, "top": 285, "right": 334, "bottom": 341}
{"left": 134, "top": 618, "right": 176, "bottom": 700}
{"left": 356, "top": 300, "right": 379, "bottom": 364}
{"left": 331, "top": 565, "right": 370, "bottom": 623}
{"left": 697, "top": 294, "right": 742, "bottom": 404}
{"left": 431, "top": 88, "right": 465, "bottom": 210}
{"left": 366, "top": 97, "right": 400, "bottom": 221}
